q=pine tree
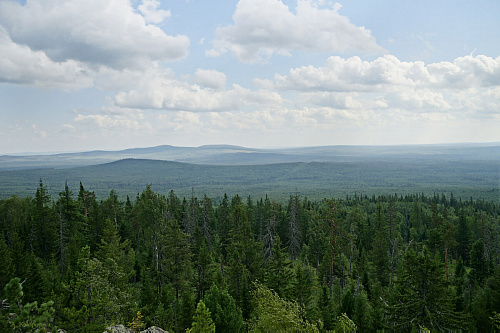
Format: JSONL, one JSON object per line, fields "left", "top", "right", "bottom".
{"left": 2, "top": 277, "right": 57, "bottom": 332}
{"left": 187, "top": 300, "right": 215, "bottom": 333}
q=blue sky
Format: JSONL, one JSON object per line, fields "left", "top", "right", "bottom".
{"left": 1, "top": 0, "right": 499, "bottom": 154}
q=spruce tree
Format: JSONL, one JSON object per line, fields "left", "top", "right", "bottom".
{"left": 266, "top": 235, "right": 293, "bottom": 299}
{"left": 389, "top": 248, "right": 467, "bottom": 330}
{"left": 32, "top": 179, "right": 57, "bottom": 261}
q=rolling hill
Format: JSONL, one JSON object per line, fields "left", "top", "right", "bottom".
{"left": 0, "top": 152, "right": 498, "bottom": 202}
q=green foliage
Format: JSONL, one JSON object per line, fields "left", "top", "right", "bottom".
{"left": 266, "top": 235, "right": 294, "bottom": 299}
{"left": 128, "top": 311, "right": 146, "bottom": 332}
{"left": 333, "top": 313, "right": 357, "bottom": 332}
{"left": 0, "top": 183, "right": 499, "bottom": 332}
{"left": 204, "top": 284, "right": 245, "bottom": 333}
{"left": 0, "top": 234, "right": 14, "bottom": 296}
{"left": 470, "top": 239, "right": 492, "bottom": 284}
{"left": 2, "top": 277, "right": 57, "bottom": 333}
{"left": 2, "top": 156, "right": 499, "bottom": 202}
{"left": 187, "top": 300, "right": 215, "bottom": 333}
{"left": 491, "top": 312, "right": 500, "bottom": 330}
{"left": 62, "top": 246, "right": 134, "bottom": 332}
{"left": 389, "top": 248, "right": 467, "bottom": 331}
{"left": 249, "top": 283, "right": 319, "bottom": 333}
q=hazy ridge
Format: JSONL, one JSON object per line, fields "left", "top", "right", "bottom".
{"left": 1, "top": 143, "right": 499, "bottom": 170}
{"left": 0, "top": 143, "right": 499, "bottom": 202}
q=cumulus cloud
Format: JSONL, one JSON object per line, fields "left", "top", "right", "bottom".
{"left": 113, "top": 69, "right": 283, "bottom": 112}
{"left": 301, "top": 92, "right": 363, "bottom": 109}
{"left": 138, "top": 0, "right": 171, "bottom": 24}
{"left": 428, "top": 55, "right": 500, "bottom": 89}
{"left": 193, "top": 69, "right": 227, "bottom": 90}
{"left": 269, "top": 54, "right": 500, "bottom": 114}
{"left": 0, "top": 27, "right": 92, "bottom": 89}
{"left": 0, "top": 0, "right": 189, "bottom": 70}
{"left": 158, "top": 111, "right": 202, "bottom": 132}
{"left": 274, "top": 55, "right": 427, "bottom": 92}
{"left": 207, "top": 0, "right": 384, "bottom": 63}
{"left": 273, "top": 55, "right": 500, "bottom": 92}
{"left": 74, "top": 108, "right": 152, "bottom": 131}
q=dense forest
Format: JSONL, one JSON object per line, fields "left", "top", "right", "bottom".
{"left": 0, "top": 180, "right": 499, "bottom": 332}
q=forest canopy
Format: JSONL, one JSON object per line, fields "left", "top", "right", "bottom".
{"left": 0, "top": 180, "right": 499, "bottom": 332}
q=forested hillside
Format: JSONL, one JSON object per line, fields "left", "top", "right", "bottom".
{"left": 0, "top": 180, "right": 499, "bottom": 331}
{"left": 1, "top": 157, "right": 498, "bottom": 202}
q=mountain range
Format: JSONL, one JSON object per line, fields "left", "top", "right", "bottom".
{"left": 0, "top": 143, "right": 499, "bottom": 202}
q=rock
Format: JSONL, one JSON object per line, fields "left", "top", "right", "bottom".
{"left": 104, "top": 325, "right": 134, "bottom": 333}
{"left": 103, "top": 325, "right": 168, "bottom": 333}
{"left": 140, "top": 326, "right": 168, "bottom": 333}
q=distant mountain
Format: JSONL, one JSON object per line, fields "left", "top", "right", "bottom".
{"left": 1, "top": 143, "right": 499, "bottom": 171}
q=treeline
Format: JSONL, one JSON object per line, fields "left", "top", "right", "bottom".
{"left": 0, "top": 180, "right": 499, "bottom": 332}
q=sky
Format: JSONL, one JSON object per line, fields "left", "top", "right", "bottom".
{"left": 1, "top": 0, "right": 500, "bottom": 154}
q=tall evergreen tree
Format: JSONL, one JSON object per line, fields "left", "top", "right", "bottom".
{"left": 187, "top": 300, "right": 215, "bottom": 333}
{"left": 287, "top": 194, "right": 301, "bottom": 260}
{"left": 370, "top": 201, "right": 389, "bottom": 286}
{"left": 389, "top": 248, "right": 467, "bottom": 331}
{"left": 204, "top": 284, "right": 245, "bottom": 333}
{"left": 266, "top": 235, "right": 294, "bottom": 299}
{"left": 32, "top": 179, "right": 57, "bottom": 261}
{"left": 0, "top": 233, "right": 13, "bottom": 297}
{"left": 162, "top": 216, "right": 192, "bottom": 331}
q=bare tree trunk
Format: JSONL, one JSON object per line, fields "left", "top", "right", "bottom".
{"left": 389, "top": 238, "right": 398, "bottom": 292}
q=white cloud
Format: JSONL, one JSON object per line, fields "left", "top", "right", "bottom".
{"left": 138, "top": 0, "right": 171, "bottom": 24}
{"left": 74, "top": 108, "right": 152, "bottom": 131}
{"left": 32, "top": 124, "right": 48, "bottom": 138}
{"left": 193, "top": 69, "right": 227, "bottom": 90}
{"left": 270, "top": 54, "right": 500, "bottom": 115}
{"left": 158, "top": 111, "right": 201, "bottom": 132}
{"left": 0, "top": 27, "right": 92, "bottom": 89}
{"left": 274, "top": 55, "right": 500, "bottom": 92}
{"left": 428, "top": 55, "right": 500, "bottom": 89}
{"left": 398, "top": 88, "right": 451, "bottom": 110}
{"left": 274, "top": 55, "right": 429, "bottom": 92}
{"left": 301, "top": 92, "right": 363, "bottom": 109}
{"left": 113, "top": 69, "right": 283, "bottom": 112}
{"left": 0, "top": 0, "right": 189, "bottom": 70}
{"left": 208, "top": 0, "right": 384, "bottom": 63}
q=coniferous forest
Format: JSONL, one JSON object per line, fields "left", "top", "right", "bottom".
{"left": 1, "top": 180, "right": 500, "bottom": 332}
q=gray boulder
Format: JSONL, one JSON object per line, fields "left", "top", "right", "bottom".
{"left": 140, "top": 327, "right": 168, "bottom": 333}
{"left": 104, "top": 325, "right": 134, "bottom": 333}
{"left": 104, "top": 325, "right": 168, "bottom": 333}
